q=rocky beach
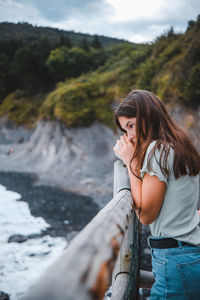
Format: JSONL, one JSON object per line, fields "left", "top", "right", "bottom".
{"left": 0, "top": 171, "right": 99, "bottom": 240}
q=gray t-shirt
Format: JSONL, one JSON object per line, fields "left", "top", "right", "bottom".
{"left": 140, "top": 141, "right": 200, "bottom": 245}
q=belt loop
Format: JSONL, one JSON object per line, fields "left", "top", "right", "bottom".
{"left": 178, "top": 241, "right": 183, "bottom": 249}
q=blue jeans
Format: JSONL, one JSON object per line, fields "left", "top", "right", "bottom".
{"left": 148, "top": 238, "right": 200, "bottom": 299}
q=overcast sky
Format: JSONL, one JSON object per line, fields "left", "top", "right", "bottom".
{"left": 0, "top": 0, "right": 199, "bottom": 43}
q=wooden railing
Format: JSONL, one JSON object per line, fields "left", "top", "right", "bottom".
{"left": 23, "top": 160, "right": 154, "bottom": 300}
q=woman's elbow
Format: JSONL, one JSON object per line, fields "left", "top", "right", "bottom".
{"left": 138, "top": 204, "right": 162, "bottom": 225}
{"left": 139, "top": 214, "right": 156, "bottom": 226}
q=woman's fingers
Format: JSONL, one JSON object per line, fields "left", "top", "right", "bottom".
{"left": 116, "top": 135, "right": 134, "bottom": 148}
{"left": 113, "top": 140, "right": 122, "bottom": 152}
{"left": 123, "top": 134, "right": 129, "bottom": 143}
{"left": 121, "top": 134, "right": 135, "bottom": 146}
{"left": 116, "top": 140, "right": 122, "bottom": 147}
{"left": 115, "top": 134, "right": 135, "bottom": 152}
{"left": 120, "top": 135, "right": 128, "bottom": 145}
{"left": 113, "top": 136, "right": 135, "bottom": 166}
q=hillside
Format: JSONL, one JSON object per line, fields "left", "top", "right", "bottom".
{"left": 0, "top": 16, "right": 199, "bottom": 128}
{"left": 0, "top": 22, "right": 131, "bottom": 104}
{"left": 0, "top": 22, "right": 127, "bottom": 47}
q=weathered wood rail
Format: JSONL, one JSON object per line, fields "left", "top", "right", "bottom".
{"left": 23, "top": 160, "right": 154, "bottom": 300}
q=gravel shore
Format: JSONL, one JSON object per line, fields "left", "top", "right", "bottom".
{"left": 0, "top": 171, "right": 100, "bottom": 241}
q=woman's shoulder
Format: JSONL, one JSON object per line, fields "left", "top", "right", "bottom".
{"left": 146, "top": 140, "right": 157, "bottom": 152}
{"left": 140, "top": 140, "right": 174, "bottom": 183}
{"left": 146, "top": 140, "right": 174, "bottom": 160}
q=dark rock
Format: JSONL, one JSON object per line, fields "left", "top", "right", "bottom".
{"left": 8, "top": 234, "right": 28, "bottom": 243}
{"left": 0, "top": 291, "right": 10, "bottom": 300}
{"left": 27, "top": 233, "right": 42, "bottom": 239}
{"left": 29, "top": 253, "right": 36, "bottom": 257}
{"left": 42, "top": 251, "right": 50, "bottom": 255}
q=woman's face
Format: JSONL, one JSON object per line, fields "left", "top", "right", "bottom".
{"left": 118, "top": 116, "right": 136, "bottom": 143}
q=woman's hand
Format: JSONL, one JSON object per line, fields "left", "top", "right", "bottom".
{"left": 113, "top": 134, "right": 136, "bottom": 167}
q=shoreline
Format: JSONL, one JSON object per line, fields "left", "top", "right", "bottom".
{"left": 0, "top": 181, "right": 68, "bottom": 300}
{"left": 0, "top": 171, "right": 100, "bottom": 241}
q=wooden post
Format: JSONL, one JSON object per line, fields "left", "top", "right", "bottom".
{"left": 112, "top": 160, "right": 140, "bottom": 299}
{"left": 113, "top": 160, "right": 131, "bottom": 197}
{"left": 111, "top": 212, "right": 134, "bottom": 299}
{"left": 111, "top": 160, "right": 132, "bottom": 299}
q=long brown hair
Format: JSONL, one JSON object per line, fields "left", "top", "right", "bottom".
{"left": 114, "top": 89, "right": 200, "bottom": 179}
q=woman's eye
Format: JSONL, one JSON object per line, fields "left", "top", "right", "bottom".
{"left": 129, "top": 124, "right": 134, "bottom": 128}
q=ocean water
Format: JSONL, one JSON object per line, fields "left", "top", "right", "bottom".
{"left": 0, "top": 184, "right": 67, "bottom": 300}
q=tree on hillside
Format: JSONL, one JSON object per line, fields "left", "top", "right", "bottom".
{"left": 59, "top": 35, "right": 72, "bottom": 48}
{"left": 45, "top": 46, "right": 70, "bottom": 82}
{"left": 167, "top": 26, "right": 175, "bottom": 37}
{"left": 46, "top": 46, "right": 92, "bottom": 81}
{"left": 81, "top": 38, "right": 90, "bottom": 51}
{"left": 10, "top": 38, "right": 53, "bottom": 91}
{"left": 187, "top": 20, "right": 196, "bottom": 31}
{"left": 91, "top": 35, "right": 102, "bottom": 49}
{"left": 0, "top": 52, "right": 11, "bottom": 101}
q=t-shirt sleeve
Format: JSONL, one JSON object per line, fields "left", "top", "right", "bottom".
{"left": 140, "top": 142, "right": 173, "bottom": 185}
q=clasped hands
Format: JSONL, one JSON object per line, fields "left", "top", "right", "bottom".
{"left": 113, "top": 134, "right": 136, "bottom": 168}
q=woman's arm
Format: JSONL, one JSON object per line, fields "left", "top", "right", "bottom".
{"left": 113, "top": 135, "right": 166, "bottom": 225}
{"left": 127, "top": 167, "right": 166, "bottom": 225}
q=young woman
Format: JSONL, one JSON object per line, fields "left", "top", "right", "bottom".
{"left": 113, "top": 89, "right": 200, "bottom": 299}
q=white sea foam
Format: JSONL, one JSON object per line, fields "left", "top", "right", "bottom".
{"left": 0, "top": 184, "right": 67, "bottom": 300}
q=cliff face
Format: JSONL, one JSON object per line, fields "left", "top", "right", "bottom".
{"left": 0, "top": 104, "right": 199, "bottom": 208}
{"left": 0, "top": 117, "right": 117, "bottom": 207}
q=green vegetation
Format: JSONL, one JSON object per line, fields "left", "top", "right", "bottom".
{"left": 0, "top": 91, "right": 43, "bottom": 127}
{"left": 0, "top": 16, "right": 200, "bottom": 128}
